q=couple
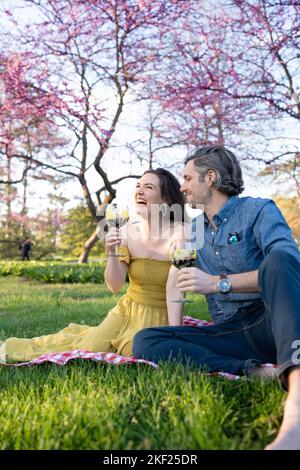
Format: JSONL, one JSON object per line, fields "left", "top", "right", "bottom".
{"left": 2, "top": 146, "right": 300, "bottom": 450}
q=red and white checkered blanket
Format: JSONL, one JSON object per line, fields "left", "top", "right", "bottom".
{"left": 0, "top": 316, "right": 277, "bottom": 379}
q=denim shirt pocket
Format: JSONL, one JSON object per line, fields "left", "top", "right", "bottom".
{"left": 221, "top": 238, "right": 259, "bottom": 273}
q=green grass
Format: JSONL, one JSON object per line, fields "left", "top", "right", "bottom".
{"left": 0, "top": 277, "right": 285, "bottom": 450}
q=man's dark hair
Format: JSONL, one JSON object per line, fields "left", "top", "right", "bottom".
{"left": 143, "top": 168, "right": 185, "bottom": 222}
{"left": 185, "top": 146, "right": 244, "bottom": 196}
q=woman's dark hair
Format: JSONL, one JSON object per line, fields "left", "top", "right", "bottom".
{"left": 143, "top": 168, "right": 185, "bottom": 222}
{"left": 185, "top": 146, "right": 244, "bottom": 196}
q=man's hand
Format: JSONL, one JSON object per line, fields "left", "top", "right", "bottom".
{"left": 176, "top": 268, "right": 259, "bottom": 295}
{"left": 176, "top": 267, "right": 218, "bottom": 295}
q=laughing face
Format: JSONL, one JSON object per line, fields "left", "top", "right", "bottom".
{"left": 135, "top": 173, "right": 165, "bottom": 216}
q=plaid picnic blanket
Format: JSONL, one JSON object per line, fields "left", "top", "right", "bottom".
{"left": 0, "top": 316, "right": 277, "bottom": 379}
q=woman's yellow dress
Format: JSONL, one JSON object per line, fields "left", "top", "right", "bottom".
{"left": 3, "top": 246, "right": 171, "bottom": 361}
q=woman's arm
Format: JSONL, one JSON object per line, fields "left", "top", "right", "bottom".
{"left": 166, "top": 265, "right": 184, "bottom": 326}
{"left": 104, "top": 227, "right": 128, "bottom": 293}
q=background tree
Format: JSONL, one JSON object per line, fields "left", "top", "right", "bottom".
{"left": 59, "top": 204, "right": 104, "bottom": 259}
{"left": 143, "top": 0, "right": 299, "bottom": 191}
{"left": 274, "top": 194, "right": 300, "bottom": 243}
{"left": 226, "top": 0, "right": 300, "bottom": 171}
{"left": 1, "top": 0, "right": 191, "bottom": 262}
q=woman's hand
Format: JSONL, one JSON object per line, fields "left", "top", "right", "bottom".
{"left": 104, "top": 227, "right": 127, "bottom": 292}
{"left": 105, "top": 228, "right": 122, "bottom": 254}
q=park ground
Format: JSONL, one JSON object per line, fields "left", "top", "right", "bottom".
{"left": 0, "top": 276, "right": 284, "bottom": 450}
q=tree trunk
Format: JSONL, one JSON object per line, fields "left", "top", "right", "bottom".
{"left": 5, "top": 155, "right": 12, "bottom": 237}
{"left": 78, "top": 229, "right": 100, "bottom": 263}
{"left": 78, "top": 194, "right": 113, "bottom": 263}
{"left": 21, "top": 169, "right": 28, "bottom": 238}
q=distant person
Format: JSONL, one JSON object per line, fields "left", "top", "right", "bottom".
{"left": 19, "top": 238, "right": 34, "bottom": 261}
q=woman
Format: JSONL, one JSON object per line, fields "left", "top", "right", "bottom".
{"left": 1, "top": 169, "right": 186, "bottom": 362}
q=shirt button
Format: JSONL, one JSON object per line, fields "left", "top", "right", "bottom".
{"left": 215, "top": 251, "right": 219, "bottom": 255}
{"left": 211, "top": 231, "right": 215, "bottom": 235}
{"left": 224, "top": 218, "right": 227, "bottom": 222}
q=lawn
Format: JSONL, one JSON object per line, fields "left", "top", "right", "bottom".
{"left": 0, "top": 276, "right": 284, "bottom": 450}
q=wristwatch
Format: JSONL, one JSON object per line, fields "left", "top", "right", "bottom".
{"left": 217, "top": 274, "right": 232, "bottom": 294}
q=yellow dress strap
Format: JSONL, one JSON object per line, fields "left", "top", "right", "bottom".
{"left": 118, "top": 245, "right": 130, "bottom": 265}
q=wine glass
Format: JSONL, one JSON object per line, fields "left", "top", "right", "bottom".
{"left": 169, "top": 240, "right": 197, "bottom": 303}
{"left": 105, "top": 203, "right": 130, "bottom": 256}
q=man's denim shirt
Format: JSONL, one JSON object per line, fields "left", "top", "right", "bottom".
{"left": 193, "top": 196, "right": 300, "bottom": 323}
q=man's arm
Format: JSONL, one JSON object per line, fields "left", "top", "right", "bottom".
{"left": 224, "top": 270, "right": 259, "bottom": 293}
{"left": 253, "top": 200, "right": 299, "bottom": 257}
{"left": 176, "top": 268, "right": 259, "bottom": 295}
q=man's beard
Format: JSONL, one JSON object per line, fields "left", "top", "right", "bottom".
{"left": 189, "top": 188, "right": 212, "bottom": 208}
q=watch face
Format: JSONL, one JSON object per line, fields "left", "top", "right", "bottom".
{"left": 219, "top": 279, "right": 231, "bottom": 293}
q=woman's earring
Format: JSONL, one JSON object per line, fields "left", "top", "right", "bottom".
{"left": 161, "top": 203, "right": 168, "bottom": 216}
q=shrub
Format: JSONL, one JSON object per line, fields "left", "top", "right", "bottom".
{"left": 0, "top": 261, "right": 106, "bottom": 284}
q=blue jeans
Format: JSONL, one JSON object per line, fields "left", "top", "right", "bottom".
{"left": 133, "top": 250, "right": 300, "bottom": 389}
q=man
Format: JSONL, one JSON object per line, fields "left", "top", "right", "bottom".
{"left": 19, "top": 238, "right": 33, "bottom": 261}
{"left": 133, "top": 146, "right": 300, "bottom": 450}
